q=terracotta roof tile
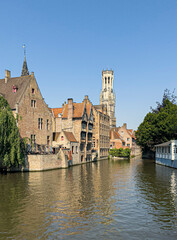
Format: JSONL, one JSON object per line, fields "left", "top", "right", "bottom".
{"left": 62, "top": 102, "right": 85, "bottom": 119}
{"left": 85, "top": 102, "right": 92, "bottom": 118}
{"left": 52, "top": 108, "right": 63, "bottom": 117}
{"left": 63, "top": 131, "right": 78, "bottom": 142}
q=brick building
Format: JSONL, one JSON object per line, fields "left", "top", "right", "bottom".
{"left": 92, "top": 104, "right": 110, "bottom": 159}
{"left": 110, "top": 130, "right": 126, "bottom": 149}
{"left": 52, "top": 130, "right": 80, "bottom": 165}
{"left": 110, "top": 123, "right": 141, "bottom": 156}
{"left": 52, "top": 97, "right": 94, "bottom": 162}
{"left": 0, "top": 57, "right": 53, "bottom": 149}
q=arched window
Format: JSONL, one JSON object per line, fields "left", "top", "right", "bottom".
{"left": 108, "top": 77, "right": 110, "bottom": 84}
{"left": 105, "top": 77, "right": 107, "bottom": 84}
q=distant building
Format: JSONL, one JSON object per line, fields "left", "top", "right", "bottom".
{"left": 110, "top": 123, "right": 141, "bottom": 156}
{"left": 116, "top": 123, "right": 134, "bottom": 148}
{"left": 110, "top": 130, "right": 126, "bottom": 149}
{"left": 0, "top": 57, "right": 52, "bottom": 148}
{"left": 100, "top": 70, "right": 116, "bottom": 128}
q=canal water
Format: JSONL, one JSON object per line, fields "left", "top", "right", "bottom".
{"left": 0, "top": 158, "right": 177, "bottom": 240}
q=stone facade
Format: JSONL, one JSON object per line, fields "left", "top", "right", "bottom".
{"left": 100, "top": 70, "right": 116, "bottom": 128}
{"left": 52, "top": 96, "right": 94, "bottom": 163}
{"left": 0, "top": 65, "right": 53, "bottom": 148}
{"left": 92, "top": 105, "right": 110, "bottom": 159}
{"left": 24, "top": 153, "right": 67, "bottom": 171}
{"left": 52, "top": 130, "right": 80, "bottom": 165}
{"left": 17, "top": 73, "right": 53, "bottom": 146}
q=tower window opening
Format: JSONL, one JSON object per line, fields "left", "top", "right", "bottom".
{"left": 105, "top": 77, "right": 107, "bottom": 84}
{"left": 108, "top": 77, "right": 110, "bottom": 84}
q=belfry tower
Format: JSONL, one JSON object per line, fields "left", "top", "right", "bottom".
{"left": 100, "top": 70, "right": 116, "bottom": 128}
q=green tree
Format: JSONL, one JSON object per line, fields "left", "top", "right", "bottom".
{"left": 109, "top": 148, "right": 131, "bottom": 158}
{"left": 136, "top": 90, "right": 177, "bottom": 152}
{"left": 0, "top": 96, "right": 26, "bottom": 169}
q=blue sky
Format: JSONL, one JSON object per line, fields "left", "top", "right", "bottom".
{"left": 0, "top": 0, "right": 177, "bottom": 130}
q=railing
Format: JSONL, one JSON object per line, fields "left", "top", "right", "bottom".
{"left": 27, "top": 144, "right": 53, "bottom": 154}
{"left": 156, "top": 153, "right": 171, "bottom": 159}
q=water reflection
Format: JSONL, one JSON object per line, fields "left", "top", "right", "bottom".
{"left": 0, "top": 159, "right": 177, "bottom": 239}
{"left": 135, "top": 159, "right": 177, "bottom": 232}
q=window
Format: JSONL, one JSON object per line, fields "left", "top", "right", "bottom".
{"left": 12, "top": 85, "right": 18, "bottom": 93}
{"left": 92, "top": 137, "right": 95, "bottom": 148}
{"left": 47, "top": 119, "right": 49, "bottom": 130}
{"left": 108, "top": 77, "right": 110, "bottom": 83}
{"left": 72, "top": 146, "right": 74, "bottom": 154}
{"left": 127, "top": 138, "right": 130, "bottom": 141}
{"left": 122, "top": 142, "right": 125, "bottom": 146}
{"left": 38, "top": 118, "right": 43, "bottom": 129}
{"left": 76, "top": 146, "right": 78, "bottom": 154}
{"left": 168, "top": 147, "right": 170, "bottom": 153}
{"left": 127, "top": 144, "right": 130, "bottom": 147}
{"left": 105, "top": 77, "right": 107, "bottom": 84}
{"left": 31, "top": 135, "right": 36, "bottom": 145}
{"left": 61, "top": 136, "right": 64, "bottom": 141}
{"left": 31, "top": 100, "right": 36, "bottom": 108}
{"left": 47, "top": 136, "right": 50, "bottom": 145}
{"left": 32, "top": 88, "right": 35, "bottom": 94}
{"left": 121, "top": 131, "right": 124, "bottom": 135}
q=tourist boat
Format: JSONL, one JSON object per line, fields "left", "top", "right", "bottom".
{"left": 155, "top": 140, "right": 177, "bottom": 168}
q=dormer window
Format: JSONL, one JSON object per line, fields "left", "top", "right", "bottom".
{"left": 12, "top": 85, "right": 18, "bottom": 93}
{"left": 32, "top": 88, "right": 35, "bottom": 94}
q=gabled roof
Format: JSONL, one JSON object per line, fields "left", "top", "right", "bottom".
{"left": 0, "top": 75, "right": 31, "bottom": 109}
{"left": 155, "top": 141, "right": 171, "bottom": 147}
{"left": 85, "top": 102, "right": 92, "bottom": 118}
{"left": 110, "top": 130, "right": 125, "bottom": 142}
{"left": 63, "top": 131, "right": 78, "bottom": 142}
{"left": 62, "top": 102, "right": 85, "bottom": 119}
{"left": 52, "top": 108, "right": 63, "bottom": 118}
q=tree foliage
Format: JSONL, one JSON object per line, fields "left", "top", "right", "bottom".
{"left": 109, "top": 148, "right": 131, "bottom": 158}
{"left": 136, "top": 89, "right": 177, "bottom": 151}
{"left": 0, "top": 96, "right": 26, "bottom": 169}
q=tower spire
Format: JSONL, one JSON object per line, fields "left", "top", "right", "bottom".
{"left": 21, "top": 44, "right": 29, "bottom": 76}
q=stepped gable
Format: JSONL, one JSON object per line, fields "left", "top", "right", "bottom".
{"left": 0, "top": 75, "right": 31, "bottom": 109}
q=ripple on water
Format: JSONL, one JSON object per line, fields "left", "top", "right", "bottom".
{"left": 0, "top": 159, "right": 177, "bottom": 239}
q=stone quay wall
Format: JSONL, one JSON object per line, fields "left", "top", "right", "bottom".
{"left": 24, "top": 154, "right": 67, "bottom": 171}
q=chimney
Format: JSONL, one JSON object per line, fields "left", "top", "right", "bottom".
{"left": 67, "top": 98, "right": 73, "bottom": 119}
{"left": 31, "top": 72, "right": 34, "bottom": 77}
{"left": 123, "top": 123, "right": 127, "bottom": 129}
{"left": 5, "top": 70, "right": 11, "bottom": 83}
